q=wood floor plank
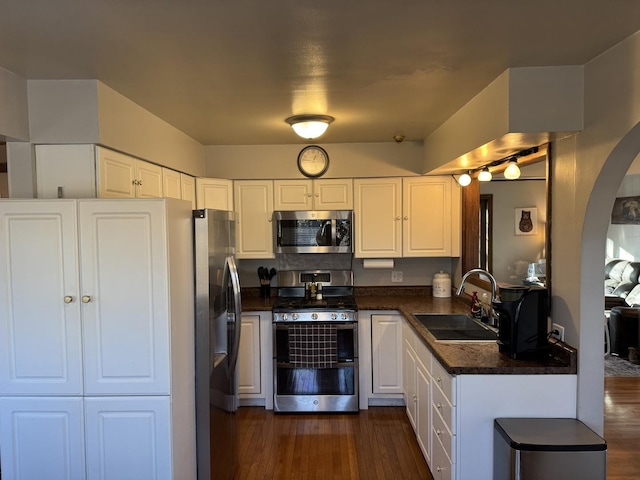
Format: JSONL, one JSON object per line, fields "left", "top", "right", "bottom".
{"left": 605, "top": 376, "right": 640, "bottom": 480}
{"left": 235, "top": 407, "right": 433, "bottom": 480}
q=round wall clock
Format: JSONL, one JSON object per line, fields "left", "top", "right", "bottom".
{"left": 297, "top": 145, "right": 329, "bottom": 178}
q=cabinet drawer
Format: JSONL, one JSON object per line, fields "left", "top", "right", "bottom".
{"left": 432, "top": 382, "right": 454, "bottom": 429}
{"left": 432, "top": 405, "right": 454, "bottom": 463}
{"left": 431, "top": 431, "right": 454, "bottom": 480}
{"left": 431, "top": 359, "right": 454, "bottom": 403}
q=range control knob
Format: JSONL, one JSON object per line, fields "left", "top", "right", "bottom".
{"left": 311, "top": 313, "right": 318, "bottom": 320}
{"left": 331, "top": 313, "right": 338, "bottom": 320}
{"left": 292, "top": 313, "right": 299, "bottom": 321}
{"left": 341, "top": 313, "right": 349, "bottom": 320}
{"left": 281, "top": 313, "right": 288, "bottom": 321}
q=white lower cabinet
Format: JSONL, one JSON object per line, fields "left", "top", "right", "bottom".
{"left": 402, "top": 318, "right": 578, "bottom": 480}
{"left": 238, "top": 311, "right": 273, "bottom": 408}
{"left": 0, "top": 397, "right": 86, "bottom": 480}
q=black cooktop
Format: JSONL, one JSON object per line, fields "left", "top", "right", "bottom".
{"left": 272, "top": 295, "right": 357, "bottom": 311}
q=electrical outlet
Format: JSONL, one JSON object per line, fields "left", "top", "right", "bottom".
{"left": 551, "top": 323, "right": 565, "bottom": 342}
{"left": 391, "top": 271, "right": 403, "bottom": 283}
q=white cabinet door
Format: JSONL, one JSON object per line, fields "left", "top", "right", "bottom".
{"left": 196, "top": 177, "right": 233, "bottom": 210}
{"left": 234, "top": 180, "right": 274, "bottom": 259}
{"left": 354, "top": 178, "right": 402, "bottom": 258}
{"left": 35, "top": 144, "right": 97, "bottom": 198}
{"left": 273, "top": 179, "right": 313, "bottom": 210}
{"left": 84, "top": 396, "right": 171, "bottom": 480}
{"left": 416, "top": 358, "right": 431, "bottom": 464}
{"left": 0, "top": 396, "right": 86, "bottom": 480}
{"left": 313, "top": 178, "right": 353, "bottom": 210}
{"left": 78, "top": 200, "right": 170, "bottom": 395}
{"left": 136, "top": 161, "right": 163, "bottom": 198}
{"left": 371, "top": 313, "right": 403, "bottom": 394}
{"left": 238, "top": 313, "right": 261, "bottom": 395}
{"left": 403, "top": 177, "right": 452, "bottom": 257}
{"left": 97, "top": 147, "right": 136, "bottom": 198}
{"left": 180, "top": 173, "right": 196, "bottom": 209}
{"left": 0, "top": 200, "right": 84, "bottom": 395}
{"left": 403, "top": 338, "right": 418, "bottom": 429}
{"left": 274, "top": 179, "right": 353, "bottom": 210}
{"left": 162, "top": 167, "right": 182, "bottom": 199}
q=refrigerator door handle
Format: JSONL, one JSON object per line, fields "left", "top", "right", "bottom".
{"left": 226, "top": 256, "right": 243, "bottom": 378}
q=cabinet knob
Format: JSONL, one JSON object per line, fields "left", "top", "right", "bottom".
{"left": 63, "top": 296, "right": 74, "bottom": 304}
{"left": 395, "top": 216, "right": 401, "bottom": 221}
{"left": 436, "top": 402, "right": 443, "bottom": 409}
{"left": 315, "top": 193, "right": 319, "bottom": 197}
{"left": 436, "top": 429, "right": 442, "bottom": 436}
{"left": 437, "top": 466, "right": 443, "bottom": 472}
{"left": 82, "top": 295, "right": 92, "bottom": 303}
{"left": 307, "top": 193, "right": 312, "bottom": 197}
{"left": 437, "top": 377, "right": 442, "bottom": 383}
{"left": 404, "top": 216, "right": 408, "bottom": 220}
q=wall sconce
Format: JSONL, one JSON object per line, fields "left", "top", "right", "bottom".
{"left": 478, "top": 166, "right": 492, "bottom": 182}
{"left": 503, "top": 158, "right": 521, "bottom": 179}
{"left": 285, "top": 115, "right": 335, "bottom": 139}
{"left": 457, "top": 171, "right": 472, "bottom": 186}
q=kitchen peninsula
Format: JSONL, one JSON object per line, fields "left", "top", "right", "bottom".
{"left": 242, "top": 288, "right": 577, "bottom": 480}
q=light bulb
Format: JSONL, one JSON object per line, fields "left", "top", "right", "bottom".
{"left": 458, "top": 172, "right": 472, "bottom": 186}
{"left": 478, "top": 167, "right": 492, "bottom": 182}
{"left": 504, "top": 160, "right": 521, "bottom": 180}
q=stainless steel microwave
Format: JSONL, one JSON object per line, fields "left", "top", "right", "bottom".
{"left": 273, "top": 210, "right": 353, "bottom": 254}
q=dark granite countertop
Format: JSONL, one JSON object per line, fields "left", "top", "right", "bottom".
{"left": 241, "top": 286, "right": 577, "bottom": 376}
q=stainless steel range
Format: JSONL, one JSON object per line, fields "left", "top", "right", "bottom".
{"left": 272, "top": 270, "right": 358, "bottom": 413}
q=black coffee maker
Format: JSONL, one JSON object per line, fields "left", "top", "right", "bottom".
{"left": 494, "top": 286, "right": 549, "bottom": 360}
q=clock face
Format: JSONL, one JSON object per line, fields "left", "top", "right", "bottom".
{"left": 297, "top": 146, "right": 329, "bottom": 178}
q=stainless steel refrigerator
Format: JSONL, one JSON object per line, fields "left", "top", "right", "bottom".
{"left": 194, "top": 209, "right": 242, "bottom": 480}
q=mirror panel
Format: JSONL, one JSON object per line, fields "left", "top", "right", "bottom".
{"left": 461, "top": 145, "right": 551, "bottom": 294}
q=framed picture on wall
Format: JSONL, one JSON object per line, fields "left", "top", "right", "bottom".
{"left": 611, "top": 196, "right": 640, "bottom": 224}
{"left": 515, "top": 207, "right": 538, "bottom": 235}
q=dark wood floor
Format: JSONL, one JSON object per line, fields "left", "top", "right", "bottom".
{"left": 233, "top": 378, "right": 640, "bottom": 480}
{"left": 235, "top": 406, "right": 432, "bottom": 480}
{"left": 604, "top": 376, "right": 640, "bottom": 480}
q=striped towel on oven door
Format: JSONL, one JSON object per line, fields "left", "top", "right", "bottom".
{"left": 288, "top": 324, "right": 338, "bottom": 368}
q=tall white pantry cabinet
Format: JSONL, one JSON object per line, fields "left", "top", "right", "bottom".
{"left": 0, "top": 198, "right": 196, "bottom": 480}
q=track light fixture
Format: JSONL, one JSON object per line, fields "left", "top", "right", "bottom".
{"left": 456, "top": 146, "right": 539, "bottom": 186}
{"left": 478, "top": 167, "right": 492, "bottom": 182}
{"left": 503, "top": 158, "right": 521, "bottom": 179}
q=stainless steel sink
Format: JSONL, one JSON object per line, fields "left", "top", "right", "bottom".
{"left": 412, "top": 313, "right": 498, "bottom": 342}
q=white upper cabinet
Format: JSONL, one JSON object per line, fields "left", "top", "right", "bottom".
{"left": 196, "top": 177, "right": 233, "bottom": 211}
{"left": 234, "top": 180, "right": 274, "bottom": 259}
{"left": 354, "top": 176, "right": 460, "bottom": 258}
{"left": 98, "top": 147, "right": 163, "bottom": 199}
{"left": 162, "top": 167, "right": 182, "bottom": 200}
{"left": 354, "top": 178, "right": 403, "bottom": 258}
{"left": 274, "top": 179, "right": 353, "bottom": 210}
{"left": 180, "top": 173, "right": 196, "bottom": 209}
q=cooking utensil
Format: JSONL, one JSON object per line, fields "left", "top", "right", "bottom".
{"left": 269, "top": 268, "right": 277, "bottom": 279}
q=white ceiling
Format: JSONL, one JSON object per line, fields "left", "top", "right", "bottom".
{"left": 2, "top": 0, "right": 640, "bottom": 146}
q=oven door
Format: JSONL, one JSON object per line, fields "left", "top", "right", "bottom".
{"left": 273, "top": 322, "right": 358, "bottom": 412}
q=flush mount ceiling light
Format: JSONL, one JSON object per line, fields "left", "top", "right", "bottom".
{"left": 478, "top": 166, "right": 492, "bottom": 182}
{"left": 503, "top": 158, "right": 521, "bottom": 180}
{"left": 285, "top": 115, "right": 335, "bottom": 139}
{"left": 457, "top": 171, "right": 472, "bottom": 187}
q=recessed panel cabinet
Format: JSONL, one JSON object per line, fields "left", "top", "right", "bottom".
{"left": 0, "top": 198, "right": 196, "bottom": 480}
{"left": 354, "top": 176, "right": 460, "bottom": 258}
{"left": 274, "top": 179, "right": 353, "bottom": 210}
{"left": 196, "top": 177, "right": 233, "bottom": 210}
{"left": 234, "top": 180, "right": 274, "bottom": 259}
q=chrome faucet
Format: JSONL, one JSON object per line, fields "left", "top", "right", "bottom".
{"left": 456, "top": 268, "right": 499, "bottom": 302}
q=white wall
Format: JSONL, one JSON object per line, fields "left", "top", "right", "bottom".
{"left": 554, "top": 29, "right": 640, "bottom": 433}
{"left": 0, "top": 67, "right": 29, "bottom": 142}
{"left": 205, "top": 142, "right": 424, "bottom": 179}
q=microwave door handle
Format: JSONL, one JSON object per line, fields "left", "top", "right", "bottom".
{"left": 226, "top": 256, "right": 242, "bottom": 378}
